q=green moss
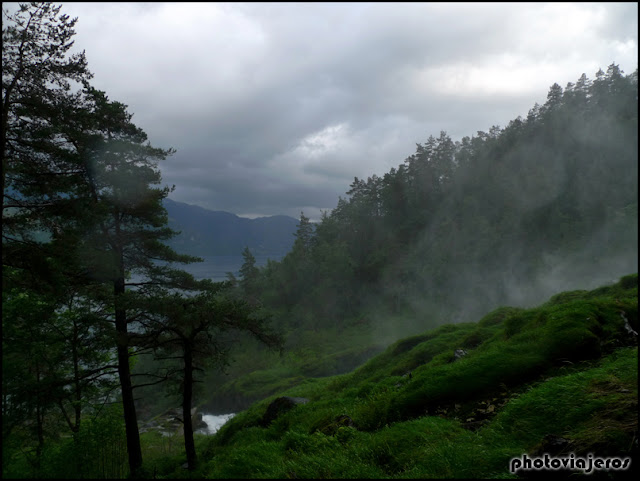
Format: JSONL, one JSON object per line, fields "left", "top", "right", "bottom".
{"left": 200, "top": 275, "right": 638, "bottom": 479}
{"left": 485, "top": 347, "right": 637, "bottom": 453}
{"left": 617, "top": 273, "right": 638, "bottom": 290}
{"left": 391, "top": 333, "right": 435, "bottom": 355}
{"left": 478, "top": 306, "right": 525, "bottom": 327}
{"left": 545, "top": 289, "right": 589, "bottom": 306}
{"left": 204, "top": 439, "right": 284, "bottom": 478}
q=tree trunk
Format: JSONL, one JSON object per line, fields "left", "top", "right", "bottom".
{"left": 182, "top": 342, "right": 197, "bottom": 471}
{"left": 114, "top": 276, "right": 143, "bottom": 477}
{"left": 71, "top": 318, "right": 83, "bottom": 477}
{"left": 34, "top": 363, "right": 44, "bottom": 475}
{"left": 72, "top": 318, "right": 82, "bottom": 431}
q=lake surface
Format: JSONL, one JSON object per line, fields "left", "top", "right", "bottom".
{"left": 181, "top": 255, "right": 283, "bottom": 282}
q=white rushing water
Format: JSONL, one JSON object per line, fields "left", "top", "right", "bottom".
{"left": 196, "top": 413, "right": 235, "bottom": 435}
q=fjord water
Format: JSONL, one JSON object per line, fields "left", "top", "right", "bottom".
{"left": 181, "top": 255, "right": 281, "bottom": 281}
{"left": 134, "top": 254, "right": 284, "bottom": 283}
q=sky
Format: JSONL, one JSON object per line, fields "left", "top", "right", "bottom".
{"left": 5, "top": 2, "right": 639, "bottom": 220}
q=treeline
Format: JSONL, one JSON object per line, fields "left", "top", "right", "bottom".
{"left": 240, "top": 64, "right": 638, "bottom": 335}
{"left": 2, "top": 3, "right": 280, "bottom": 478}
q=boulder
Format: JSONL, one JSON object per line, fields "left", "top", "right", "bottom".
{"left": 147, "top": 406, "right": 210, "bottom": 436}
{"left": 451, "top": 349, "right": 468, "bottom": 362}
{"left": 622, "top": 311, "right": 638, "bottom": 337}
{"left": 192, "top": 411, "right": 208, "bottom": 431}
{"left": 454, "top": 349, "right": 468, "bottom": 359}
{"left": 261, "top": 396, "right": 309, "bottom": 426}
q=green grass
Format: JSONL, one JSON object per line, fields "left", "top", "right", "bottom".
{"left": 200, "top": 347, "right": 636, "bottom": 478}
{"left": 195, "top": 273, "right": 637, "bottom": 478}
{"left": 486, "top": 347, "right": 638, "bottom": 451}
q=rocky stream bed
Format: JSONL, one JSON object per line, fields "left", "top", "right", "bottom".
{"left": 140, "top": 407, "right": 235, "bottom": 437}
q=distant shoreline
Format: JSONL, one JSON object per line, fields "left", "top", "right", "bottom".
{"left": 179, "top": 254, "right": 284, "bottom": 282}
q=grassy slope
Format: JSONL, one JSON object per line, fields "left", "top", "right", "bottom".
{"left": 200, "top": 323, "right": 390, "bottom": 414}
{"left": 158, "top": 274, "right": 638, "bottom": 478}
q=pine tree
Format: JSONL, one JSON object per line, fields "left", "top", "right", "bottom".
{"left": 2, "top": 2, "right": 92, "bottom": 220}
{"left": 61, "top": 84, "right": 203, "bottom": 476}
{"left": 3, "top": 6, "right": 204, "bottom": 475}
{"left": 141, "top": 286, "right": 282, "bottom": 471}
{"left": 239, "top": 246, "right": 260, "bottom": 301}
{"left": 292, "top": 211, "right": 314, "bottom": 256}
{"left": 2, "top": 2, "right": 94, "bottom": 296}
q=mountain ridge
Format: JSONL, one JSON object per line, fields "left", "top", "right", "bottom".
{"left": 162, "top": 198, "right": 299, "bottom": 257}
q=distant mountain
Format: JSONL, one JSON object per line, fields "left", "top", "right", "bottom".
{"left": 162, "top": 198, "right": 298, "bottom": 256}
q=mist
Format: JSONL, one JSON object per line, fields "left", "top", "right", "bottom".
{"left": 342, "top": 68, "right": 639, "bottom": 348}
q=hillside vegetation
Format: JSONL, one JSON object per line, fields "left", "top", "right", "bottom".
{"left": 193, "top": 64, "right": 638, "bottom": 417}
{"left": 172, "top": 274, "right": 638, "bottom": 478}
{"left": 240, "top": 64, "right": 637, "bottom": 338}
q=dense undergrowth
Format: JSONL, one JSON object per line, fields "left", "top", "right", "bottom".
{"left": 145, "top": 273, "right": 638, "bottom": 479}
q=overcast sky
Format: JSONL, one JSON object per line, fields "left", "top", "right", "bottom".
{"left": 6, "top": 2, "right": 639, "bottom": 220}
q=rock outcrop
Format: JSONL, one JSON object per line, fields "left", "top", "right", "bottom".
{"left": 140, "top": 406, "right": 209, "bottom": 435}
{"left": 261, "top": 396, "right": 309, "bottom": 426}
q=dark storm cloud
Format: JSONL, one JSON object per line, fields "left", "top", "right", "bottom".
{"left": 4, "top": 2, "right": 637, "bottom": 219}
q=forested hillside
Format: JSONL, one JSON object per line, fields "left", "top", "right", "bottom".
{"left": 241, "top": 65, "right": 638, "bottom": 338}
